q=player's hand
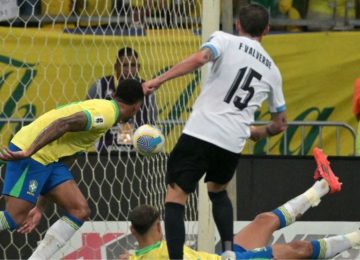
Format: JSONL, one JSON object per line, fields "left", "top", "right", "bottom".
{"left": 142, "top": 78, "right": 162, "bottom": 95}
{"left": 17, "top": 207, "right": 43, "bottom": 234}
{"left": 118, "top": 250, "right": 131, "bottom": 260}
{"left": 0, "top": 147, "right": 31, "bottom": 161}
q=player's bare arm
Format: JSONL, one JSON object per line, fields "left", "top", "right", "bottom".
{"left": 0, "top": 111, "right": 88, "bottom": 161}
{"left": 250, "top": 111, "right": 287, "bottom": 142}
{"left": 159, "top": 48, "right": 212, "bottom": 83}
{"left": 143, "top": 48, "right": 213, "bottom": 95}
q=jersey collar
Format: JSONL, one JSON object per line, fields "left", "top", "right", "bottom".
{"left": 135, "top": 241, "right": 161, "bottom": 256}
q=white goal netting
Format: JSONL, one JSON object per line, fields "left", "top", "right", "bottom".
{"left": 0, "top": 0, "right": 205, "bottom": 258}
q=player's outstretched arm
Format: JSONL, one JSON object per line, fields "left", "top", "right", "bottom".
{"left": 143, "top": 48, "right": 213, "bottom": 95}
{"left": 0, "top": 112, "right": 88, "bottom": 161}
{"left": 26, "top": 111, "right": 88, "bottom": 157}
{"left": 250, "top": 111, "right": 287, "bottom": 142}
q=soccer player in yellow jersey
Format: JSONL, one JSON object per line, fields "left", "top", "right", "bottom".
{"left": 0, "top": 79, "right": 144, "bottom": 259}
{"left": 124, "top": 151, "right": 360, "bottom": 260}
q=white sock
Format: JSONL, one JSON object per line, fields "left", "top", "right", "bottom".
{"left": 310, "top": 179, "right": 330, "bottom": 201}
{"left": 0, "top": 212, "right": 12, "bottom": 231}
{"left": 29, "top": 216, "right": 81, "bottom": 260}
{"left": 0, "top": 211, "right": 19, "bottom": 231}
{"left": 319, "top": 233, "right": 354, "bottom": 258}
{"left": 278, "top": 180, "right": 330, "bottom": 225}
{"left": 345, "top": 230, "right": 360, "bottom": 248}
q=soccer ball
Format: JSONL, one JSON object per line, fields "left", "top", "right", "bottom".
{"left": 133, "top": 124, "right": 165, "bottom": 156}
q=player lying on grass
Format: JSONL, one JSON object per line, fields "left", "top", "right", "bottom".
{"left": 122, "top": 149, "right": 358, "bottom": 259}
{"left": 0, "top": 79, "right": 144, "bottom": 259}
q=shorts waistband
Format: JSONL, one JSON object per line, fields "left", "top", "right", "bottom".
{"left": 9, "top": 143, "right": 22, "bottom": 152}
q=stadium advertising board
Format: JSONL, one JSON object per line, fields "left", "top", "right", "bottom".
{"left": 0, "top": 27, "right": 359, "bottom": 155}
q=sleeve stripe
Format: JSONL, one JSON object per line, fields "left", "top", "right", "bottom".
{"left": 201, "top": 43, "right": 219, "bottom": 60}
{"left": 111, "top": 100, "right": 120, "bottom": 125}
{"left": 82, "top": 110, "right": 92, "bottom": 130}
{"left": 276, "top": 104, "right": 286, "bottom": 112}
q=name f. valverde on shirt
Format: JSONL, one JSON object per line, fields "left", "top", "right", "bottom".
{"left": 183, "top": 31, "right": 286, "bottom": 153}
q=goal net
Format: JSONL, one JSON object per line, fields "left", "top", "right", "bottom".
{"left": 0, "top": 0, "right": 208, "bottom": 258}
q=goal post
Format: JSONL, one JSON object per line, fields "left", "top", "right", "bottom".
{"left": 197, "top": 0, "right": 236, "bottom": 253}
{"left": 197, "top": 0, "right": 220, "bottom": 254}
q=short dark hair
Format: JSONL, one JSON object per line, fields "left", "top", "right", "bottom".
{"left": 118, "top": 47, "right": 138, "bottom": 59}
{"left": 238, "top": 4, "right": 269, "bottom": 37}
{"left": 129, "top": 205, "right": 160, "bottom": 235}
{"left": 114, "top": 79, "right": 144, "bottom": 105}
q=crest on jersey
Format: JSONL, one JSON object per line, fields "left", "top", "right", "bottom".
{"left": 27, "top": 180, "right": 38, "bottom": 196}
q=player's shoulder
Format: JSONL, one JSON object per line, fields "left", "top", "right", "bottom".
{"left": 204, "top": 31, "right": 238, "bottom": 57}
{"left": 80, "top": 99, "right": 118, "bottom": 116}
{"left": 209, "top": 30, "right": 235, "bottom": 41}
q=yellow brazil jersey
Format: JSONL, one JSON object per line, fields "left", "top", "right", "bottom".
{"left": 129, "top": 241, "right": 220, "bottom": 260}
{"left": 11, "top": 99, "right": 119, "bottom": 165}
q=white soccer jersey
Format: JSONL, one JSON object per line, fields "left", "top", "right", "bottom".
{"left": 183, "top": 31, "right": 286, "bottom": 153}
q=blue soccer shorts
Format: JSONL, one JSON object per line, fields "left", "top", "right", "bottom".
{"left": 2, "top": 143, "right": 74, "bottom": 204}
{"left": 234, "top": 244, "right": 273, "bottom": 259}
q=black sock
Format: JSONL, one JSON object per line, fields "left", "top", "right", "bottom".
{"left": 165, "top": 202, "right": 185, "bottom": 259}
{"left": 209, "top": 190, "right": 234, "bottom": 251}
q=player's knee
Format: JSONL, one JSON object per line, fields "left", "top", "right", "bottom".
{"left": 208, "top": 190, "right": 229, "bottom": 204}
{"left": 165, "top": 184, "right": 188, "bottom": 204}
{"left": 68, "top": 204, "right": 91, "bottom": 221}
{"left": 253, "top": 212, "right": 278, "bottom": 227}
{"left": 79, "top": 205, "right": 91, "bottom": 220}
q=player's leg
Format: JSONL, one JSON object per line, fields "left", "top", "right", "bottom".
{"left": 164, "top": 134, "right": 207, "bottom": 260}
{"left": 1, "top": 144, "right": 52, "bottom": 231}
{"left": 206, "top": 144, "right": 240, "bottom": 253}
{"left": 29, "top": 162, "right": 89, "bottom": 260}
{"left": 1, "top": 196, "right": 32, "bottom": 231}
{"left": 230, "top": 241, "right": 310, "bottom": 260}
{"left": 271, "top": 229, "right": 360, "bottom": 259}
{"left": 271, "top": 179, "right": 330, "bottom": 229}
{"left": 310, "top": 229, "right": 360, "bottom": 258}
{"left": 272, "top": 148, "right": 341, "bottom": 230}
{"left": 272, "top": 241, "right": 313, "bottom": 258}
{"left": 207, "top": 182, "right": 234, "bottom": 252}
{"left": 233, "top": 212, "right": 280, "bottom": 251}
{"left": 164, "top": 183, "right": 189, "bottom": 260}
{"left": 233, "top": 148, "right": 341, "bottom": 251}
